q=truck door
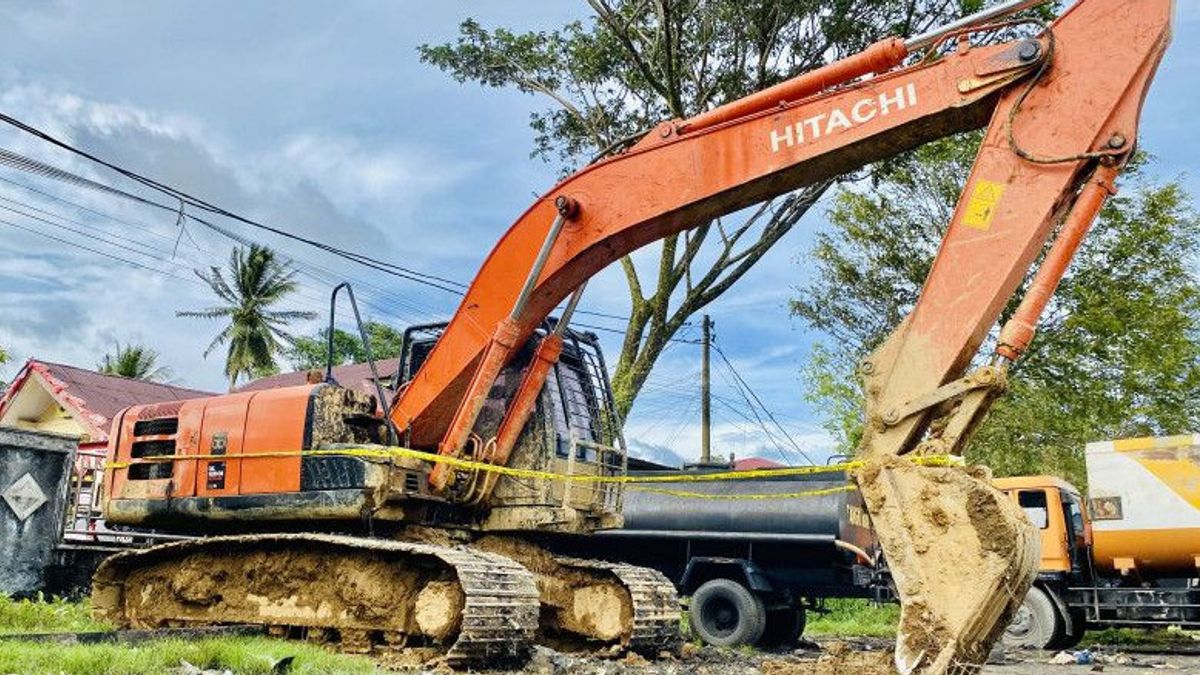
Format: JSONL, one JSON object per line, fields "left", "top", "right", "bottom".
{"left": 1059, "top": 492, "right": 1089, "bottom": 577}
{"left": 1016, "top": 489, "right": 1071, "bottom": 574}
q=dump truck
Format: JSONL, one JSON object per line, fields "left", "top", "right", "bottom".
{"left": 92, "top": 1, "right": 1173, "bottom": 672}
{"left": 1000, "top": 435, "right": 1200, "bottom": 650}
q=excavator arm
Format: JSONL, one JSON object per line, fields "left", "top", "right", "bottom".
{"left": 391, "top": 0, "right": 1172, "bottom": 672}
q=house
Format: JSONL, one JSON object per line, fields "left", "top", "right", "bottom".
{"left": 236, "top": 358, "right": 401, "bottom": 404}
{"left": 0, "top": 359, "right": 214, "bottom": 458}
{"left": 733, "top": 457, "right": 784, "bottom": 471}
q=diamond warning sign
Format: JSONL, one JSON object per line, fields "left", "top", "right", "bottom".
{"left": 2, "top": 472, "right": 48, "bottom": 522}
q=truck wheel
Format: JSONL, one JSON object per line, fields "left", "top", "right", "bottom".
{"left": 1003, "top": 586, "right": 1063, "bottom": 649}
{"left": 757, "top": 607, "right": 806, "bottom": 650}
{"left": 1052, "top": 607, "right": 1086, "bottom": 649}
{"left": 688, "top": 579, "right": 766, "bottom": 647}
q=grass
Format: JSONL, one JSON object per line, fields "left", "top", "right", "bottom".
{"left": 805, "top": 599, "right": 899, "bottom": 638}
{"left": 0, "top": 637, "right": 379, "bottom": 675}
{"left": 1084, "top": 626, "right": 1200, "bottom": 647}
{"left": 0, "top": 595, "right": 108, "bottom": 634}
{"left": 799, "top": 599, "right": 1200, "bottom": 647}
{"left": 0, "top": 596, "right": 380, "bottom": 674}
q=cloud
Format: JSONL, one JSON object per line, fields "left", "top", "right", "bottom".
{"left": 278, "top": 134, "right": 477, "bottom": 210}
{"left": 0, "top": 81, "right": 480, "bottom": 389}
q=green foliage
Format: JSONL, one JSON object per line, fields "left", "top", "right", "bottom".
{"left": 0, "top": 596, "right": 376, "bottom": 674}
{"left": 0, "top": 595, "right": 107, "bottom": 634}
{"left": 805, "top": 599, "right": 899, "bottom": 638}
{"left": 0, "top": 345, "right": 8, "bottom": 365}
{"left": 289, "top": 322, "right": 404, "bottom": 371}
{"left": 793, "top": 134, "right": 1200, "bottom": 487}
{"left": 177, "top": 244, "right": 316, "bottom": 390}
{"left": 420, "top": 1, "right": 987, "bottom": 420}
{"left": 97, "top": 343, "right": 171, "bottom": 382}
{"left": 0, "top": 637, "right": 378, "bottom": 675}
{"left": 1085, "top": 627, "right": 1199, "bottom": 646}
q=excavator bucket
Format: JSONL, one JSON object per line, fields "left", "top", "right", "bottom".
{"left": 857, "top": 456, "right": 1038, "bottom": 675}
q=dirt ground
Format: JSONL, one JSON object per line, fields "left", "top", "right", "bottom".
{"left": 432, "top": 641, "right": 1200, "bottom": 675}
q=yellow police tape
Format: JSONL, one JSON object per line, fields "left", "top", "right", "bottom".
{"left": 107, "top": 445, "right": 960, "bottom": 500}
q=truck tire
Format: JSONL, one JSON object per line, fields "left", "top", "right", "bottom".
{"left": 1052, "top": 607, "right": 1086, "bottom": 650}
{"left": 757, "top": 607, "right": 806, "bottom": 650}
{"left": 689, "top": 579, "right": 767, "bottom": 647}
{"left": 1003, "top": 585, "right": 1063, "bottom": 649}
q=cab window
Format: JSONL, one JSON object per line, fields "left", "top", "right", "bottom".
{"left": 1018, "top": 490, "right": 1049, "bottom": 529}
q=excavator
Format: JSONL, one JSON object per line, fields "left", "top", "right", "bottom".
{"left": 92, "top": 0, "right": 1173, "bottom": 672}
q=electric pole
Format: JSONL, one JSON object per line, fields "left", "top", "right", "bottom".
{"left": 700, "top": 314, "right": 712, "bottom": 464}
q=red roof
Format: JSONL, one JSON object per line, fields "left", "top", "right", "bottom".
{"left": 0, "top": 359, "right": 215, "bottom": 442}
{"left": 236, "top": 358, "right": 401, "bottom": 400}
{"left": 733, "top": 457, "right": 784, "bottom": 471}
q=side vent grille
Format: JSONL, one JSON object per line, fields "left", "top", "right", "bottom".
{"left": 133, "top": 417, "right": 179, "bottom": 437}
{"left": 127, "top": 438, "right": 176, "bottom": 481}
{"left": 130, "top": 439, "right": 176, "bottom": 458}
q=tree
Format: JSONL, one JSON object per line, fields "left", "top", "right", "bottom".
{"left": 793, "top": 135, "right": 1200, "bottom": 487}
{"left": 420, "top": 0, "right": 985, "bottom": 420}
{"left": 177, "top": 244, "right": 316, "bottom": 389}
{"left": 289, "top": 322, "right": 405, "bottom": 371}
{"left": 97, "top": 343, "right": 172, "bottom": 382}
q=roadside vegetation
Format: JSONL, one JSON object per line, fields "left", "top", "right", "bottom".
{"left": 0, "top": 595, "right": 106, "bottom": 634}
{"left": 0, "top": 596, "right": 376, "bottom": 675}
{"left": 805, "top": 599, "right": 899, "bottom": 638}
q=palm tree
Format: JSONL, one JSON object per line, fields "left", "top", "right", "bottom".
{"left": 177, "top": 244, "right": 315, "bottom": 389}
{"left": 98, "top": 343, "right": 172, "bottom": 382}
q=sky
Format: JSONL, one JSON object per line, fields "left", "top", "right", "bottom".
{"left": 0, "top": 1, "right": 1194, "bottom": 468}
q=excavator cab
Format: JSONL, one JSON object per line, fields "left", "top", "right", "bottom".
{"left": 399, "top": 321, "right": 628, "bottom": 532}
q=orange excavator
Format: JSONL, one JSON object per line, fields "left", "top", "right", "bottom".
{"left": 93, "top": 0, "right": 1172, "bottom": 672}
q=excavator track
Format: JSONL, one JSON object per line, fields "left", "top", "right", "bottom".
{"left": 556, "top": 556, "right": 681, "bottom": 655}
{"left": 472, "top": 536, "right": 681, "bottom": 653}
{"left": 91, "top": 533, "right": 541, "bottom": 668}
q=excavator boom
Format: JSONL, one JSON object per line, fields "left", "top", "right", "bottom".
{"left": 390, "top": 1, "right": 1172, "bottom": 672}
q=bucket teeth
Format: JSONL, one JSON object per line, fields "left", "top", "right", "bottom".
{"left": 856, "top": 457, "right": 1039, "bottom": 675}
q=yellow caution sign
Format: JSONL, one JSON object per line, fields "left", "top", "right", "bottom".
{"left": 962, "top": 179, "right": 1006, "bottom": 230}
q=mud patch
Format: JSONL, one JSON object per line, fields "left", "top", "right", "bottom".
{"left": 415, "top": 580, "right": 466, "bottom": 640}
{"left": 764, "top": 643, "right": 897, "bottom": 674}
{"left": 475, "top": 536, "right": 632, "bottom": 645}
{"left": 855, "top": 456, "right": 1038, "bottom": 674}
{"left": 109, "top": 541, "right": 458, "bottom": 643}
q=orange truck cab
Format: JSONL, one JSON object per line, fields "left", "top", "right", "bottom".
{"left": 994, "top": 438, "right": 1200, "bottom": 650}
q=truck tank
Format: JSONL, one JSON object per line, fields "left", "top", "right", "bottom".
{"left": 1086, "top": 435, "right": 1200, "bottom": 578}
{"left": 621, "top": 469, "right": 856, "bottom": 538}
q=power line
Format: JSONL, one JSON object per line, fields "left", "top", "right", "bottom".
{"left": 0, "top": 191, "right": 419, "bottom": 326}
{"left": 0, "top": 115, "right": 689, "bottom": 327}
{"left": 711, "top": 340, "right": 816, "bottom": 465}
{"left": 0, "top": 164, "right": 443, "bottom": 325}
